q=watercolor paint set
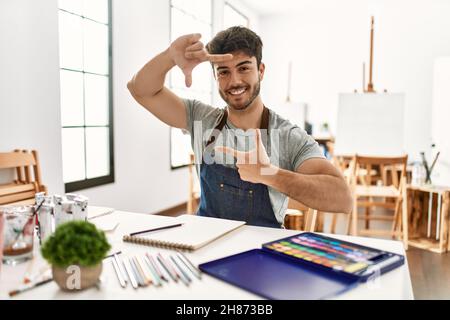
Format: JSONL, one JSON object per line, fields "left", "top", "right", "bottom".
{"left": 262, "top": 232, "right": 404, "bottom": 278}
{"left": 199, "top": 232, "right": 404, "bottom": 299}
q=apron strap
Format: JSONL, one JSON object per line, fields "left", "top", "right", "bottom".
{"left": 205, "top": 106, "right": 270, "bottom": 148}
{"left": 205, "top": 109, "right": 228, "bottom": 147}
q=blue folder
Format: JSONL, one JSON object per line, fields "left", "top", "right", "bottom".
{"left": 199, "top": 232, "right": 404, "bottom": 300}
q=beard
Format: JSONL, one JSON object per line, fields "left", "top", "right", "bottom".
{"left": 219, "top": 79, "right": 261, "bottom": 111}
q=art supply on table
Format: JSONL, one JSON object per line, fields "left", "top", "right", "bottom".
{"left": 112, "top": 253, "right": 127, "bottom": 284}
{"left": 129, "top": 257, "right": 143, "bottom": 287}
{"left": 262, "top": 233, "right": 401, "bottom": 275}
{"left": 199, "top": 232, "right": 405, "bottom": 300}
{"left": 420, "top": 152, "right": 431, "bottom": 182}
{"left": 111, "top": 257, "right": 127, "bottom": 288}
{"left": 109, "top": 251, "right": 203, "bottom": 289}
{"left": 146, "top": 253, "right": 168, "bottom": 282}
{"left": 2, "top": 205, "right": 35, "bottom": 265}
{"left": 177, "top": 251, "right": 202, "bottom": 280}
{"left": 72, "top": 196, "right": 88, "bottom": 221}
{"left": 22, "top": 256, "right": 36, "bottom": 283}
{"left": 157, "top": 253, "right": 178, "bottom": 282}
{"left": 134, "top": 256, "right": 152, "bottom": 286}
{"left": 123, "top": 214, "right": 245, "bottom": 251}
{"left": 24, "top": 265, "right": 51, "bottom": 284}
{"left": 429, "top": 151, "right": 440, "bottom": 173}
{"left": 87, "top": 206, "right": 115, "bottom": 220}
{"left": 129, "top": 223, "right": 184, "bottom": 237}
{"left": 36, "top": 200, "right": 54, "bottom": 244}
{"left": 53, "top": 193, "right": 89, "bottom": 228}
{"left": 9, "top": 276, "right": 53, "bottom": 297}
{"left": 155, "top": 255, "right": 172, "bottom": 282}
{"left": 122, "top": 258, "right": 139, "bottom": 289}
{"left": 105, "top": 250, "right": 122, "bottom": 259}
{"left": 143, "top": 256, "right": 162, "bottom": 286}
{"left": 130, "top": 257, "right": 146, "bottom": 287}
{"left": 171, "top": 255, "right": 191, "bottom": 285}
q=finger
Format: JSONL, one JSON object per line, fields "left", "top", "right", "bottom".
{"left": 255, "top": 129, "right": 261, "bottom": 147}
{"left": 184, "top": 50, "right": 208, "bottom": 61}
{"left": 206, "top": 53, "right": 234, "bottom": 63}
{"left": 215, "top": 146, "right": 249, "bottom": 163}
{"left": 184, "top": 72, "right": 192, "bottom": 87}
{"left": 254, "top": 128, "right": 261, "bottom": 157}
{"left": 214, "top": 146, "right": 239, "bottom": 158}
{"left": 186, "top": 41, "right": 204, "bottom": 52}
{"left": 187, "top": 33, "right": 202, "bottom": 44}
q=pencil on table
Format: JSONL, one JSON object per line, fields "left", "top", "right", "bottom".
{"left": 157, "top": 252, "right": 179, "bottom": 282}
{"left": 146, "top": 252, "right": 168, "bottom": 282}
{"left": 135, "top": 255, "right": 153, "bottom": 286}
{"left": 122, "top": 258, "right": 138, "bottom": 289}
{"left": 170, "top": 255, "right": 191, "bottom": 285}
{"left": 143, "top": 255, "right": 162, "bottom": 286}
{"left": 177, "top": 251, "right": 202, "bottom": 280}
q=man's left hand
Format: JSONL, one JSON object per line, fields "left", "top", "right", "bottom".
{"left": 215, "top": 129, "right": 278, "bottom": 184}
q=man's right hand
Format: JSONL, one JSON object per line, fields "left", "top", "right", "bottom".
{"left": 168, "top": 33, "right": 233, "bottom": 87}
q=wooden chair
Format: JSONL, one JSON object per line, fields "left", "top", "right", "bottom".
{"left": 0, "top": 149, "right": 47, "bottom": 206}
{"left": 349, "top": 154, "right": 408, "bottom": 248}
{"left": 187, "top": 152, "right": 200, "bottom": 214}
{"left": 284, "top": 198, "right": 320, "bottom": 232}
{"left": 328, "top": 155, "right": 355, "bottom": 234}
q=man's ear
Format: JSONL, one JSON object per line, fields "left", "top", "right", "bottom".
{"left": 259, "top": 62, "right": 265, "bottom": 80}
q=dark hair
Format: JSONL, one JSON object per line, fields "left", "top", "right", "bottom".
{"left": 206, "top": 26, "right": 263, "bottom": 67}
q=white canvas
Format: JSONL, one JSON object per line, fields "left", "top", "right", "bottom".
{"left": 334, "top": 93, "right": 405, "bottom": 157}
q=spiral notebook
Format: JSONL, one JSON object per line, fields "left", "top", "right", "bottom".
{"left": 122, "top": 214, "right": 246, "bottom": 251}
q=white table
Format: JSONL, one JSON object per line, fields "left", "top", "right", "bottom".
{"left": 0, "top": 211, "right": 414, "bottom": 300}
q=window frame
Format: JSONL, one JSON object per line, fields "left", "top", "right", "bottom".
{"left": 169, "top": 0, "right": 213, "bottom": 170}
{"left": 224, "top": 1, "right": 250, "bottom": 28}
{"left": 59, "top": 0, "right": 115, "bottom": 192}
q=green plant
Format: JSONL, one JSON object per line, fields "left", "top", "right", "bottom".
{"left": 41, "top": 220, "right": 111, "bottom": 267}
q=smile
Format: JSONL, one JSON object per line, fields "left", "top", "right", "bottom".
{"left": 228, "top": 87, "right": 247, "bottom": 96}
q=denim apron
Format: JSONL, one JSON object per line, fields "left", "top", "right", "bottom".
{"left": 197, "top": 106, "right": 281, "bottom": 228}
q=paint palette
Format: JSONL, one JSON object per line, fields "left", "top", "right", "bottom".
{"left": 263, "top": 232, "right": 403, "bottom": 277}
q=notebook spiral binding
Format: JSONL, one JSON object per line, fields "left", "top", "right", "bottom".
{"left": 122, "top": 235, "right": 194, "bottom": 251}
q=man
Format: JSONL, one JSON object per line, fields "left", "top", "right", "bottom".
{"left": 127, "top": 26, "right": 352, "bottom": 228}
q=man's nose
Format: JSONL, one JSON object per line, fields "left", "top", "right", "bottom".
{"left": 229, "top": 71, "right": 243, "bottom": 87}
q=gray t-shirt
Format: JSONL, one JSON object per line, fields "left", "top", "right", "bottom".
{"left": 183, "top": 98, "right": 325, "bottom": 224}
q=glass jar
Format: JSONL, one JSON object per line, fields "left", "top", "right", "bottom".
{"left": 411, "top": 162, "right": 426, "bottom": 186}
{"left": 2, "top": 205, "right": 35, "bottom": 265}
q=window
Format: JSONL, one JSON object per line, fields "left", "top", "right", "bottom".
{"left": 223, "top": 2, "right": 249, "bottom": 29}
{"left": 169, "top": 0, "right": 213, "bottom": 169}
{"left": 57, "top": 0, "right": 114, "bottom": 192}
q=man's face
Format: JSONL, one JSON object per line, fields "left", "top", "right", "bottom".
{"left": 214, "top": 51, "right": 265, "bottom": 111}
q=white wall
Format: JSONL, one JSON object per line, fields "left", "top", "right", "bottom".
{"left": 0, "top": 0, "right": 64, "bottom": 194}
{"left": 258, "top": 0, "right": 450, "bottom": 161}
{"left": 431, "top": 57, "right": 450, "bottom": 185}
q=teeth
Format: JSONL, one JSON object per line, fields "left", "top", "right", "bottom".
{"left": 229, "top": 88, "right": 246, "bottom": 95}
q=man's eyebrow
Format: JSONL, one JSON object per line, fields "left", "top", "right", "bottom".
{"left": 235, "top": 60, "right": 252, "bottom": 67}
{"left": 216, "top": 60, "right": 253, "bottom": 71}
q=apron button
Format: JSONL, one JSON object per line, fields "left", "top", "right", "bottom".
{"left": 249, "top": 190, "right": 253, "bottom": 194}
{"left": 220, "top": 183, "right": 224, "bottom": 188}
